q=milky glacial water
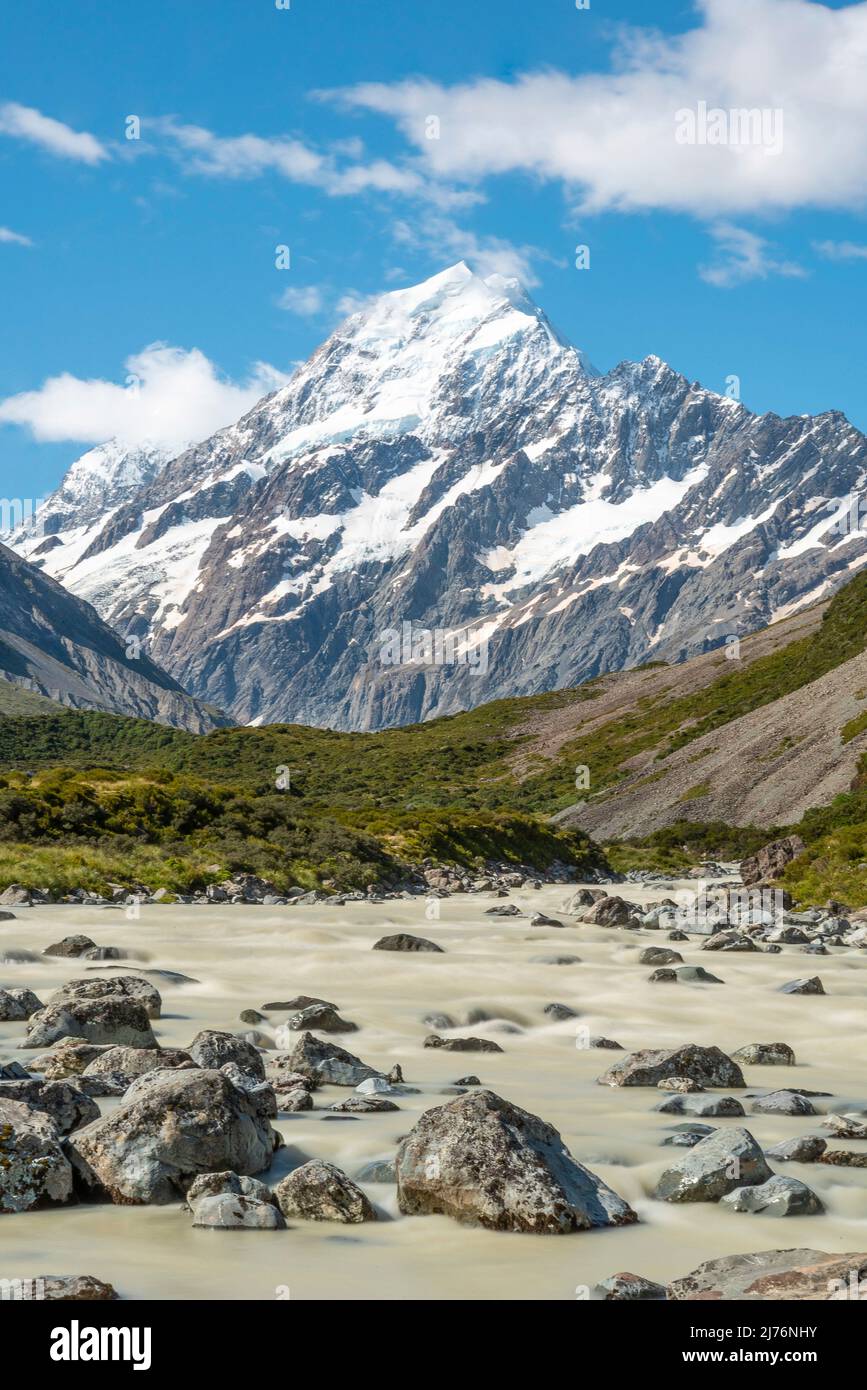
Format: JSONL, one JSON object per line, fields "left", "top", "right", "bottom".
{"left": 1, "top": 885, "right": 866, "bottom": 1301}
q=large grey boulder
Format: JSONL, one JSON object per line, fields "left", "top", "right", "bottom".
{"left": 766, "top": 1135, "right": 827, "bottom": 1163}
{"left": 275, "top": 1159, "right": 376, "bottom": 1223}
{"left": 656, "top": 1094, "right": 745, "bottom": 1117}
{"left": 22, "top": 998, "right": 158, "bottom": 1050}
{"left": 598, "top": 1044, "right": 745, "bottom": 1089}
{"left": 51, "top": 976, "right": 162, "bottom": 1020}
{"left": 720, "top": 1175, "right": 823, "bottom": 1216}
{"left": 43, "top": 935, "right": 97, "bottom": 958}
{"left": 395, "top": 1089, "right": 637, "bottom": 1233}
{"left": 654, "top": 1126, "right": 772, "bottom": 1203}
{"left": 283, "top": 1032, "right": 384, "bottom": 1087}
{"left": 372, "top": 933, "right": 443, "bottom": 953}
{"left": 779, "top": 977, "right": 825, "bottom": 995}
{"left": 0, "top": 1098, "right": 73, "bottom": 1212}
{"left": 751, "top": 1090, "right": 817, "bottom": 1116}
{"left": 187, "top": 1030, "right": 265, "bottom": 1080}
{"left": 0, "top": 1079, "right": 99, "bottom": 1135}
{"left": 276, "top": 1004, "right": 358, "bottom": 1038}
{"left": 582, "top": 896, "right": 638, "bottom": 927}
{"left": 67, "top": 1068, "right": 279, "bottom": 1204}
{"left": 0, "top": 988, "right": 43, "bottom": 1021}
{"left": 82, "top": 1045, "right": 194, "bottom": 1081}
{"left": 191, "top": 1192, "right": 286, "bottom": 1230}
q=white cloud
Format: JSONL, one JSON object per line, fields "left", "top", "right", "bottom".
{"left": 699, "top": 223, "right": 806, "bottom": 288}
{"left": 152, "top": 116, "right": 474, "bottom": 207}
{"left": 0, "top": 101, "right": 107, "bottom": 164}
{"left": 813, "top": 238, "right": 867, "bottom": 261}
{"left": 392, "top": 216, "right": 545, "bottom": 286}
{"left": 278, "top": 285, "right": 325, "bottom": 315}
{"left": 0, "top": 226, "right": 32, "bottom": 246}
{"left": 0, "top": 345, "right": 290, "bottom": 451}
{"left": 328, "top": 0, "right": 867, "bottom": 220}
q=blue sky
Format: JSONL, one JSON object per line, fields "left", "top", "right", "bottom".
{"left": 1, "top": 0, "right": 866, "bottom": 500}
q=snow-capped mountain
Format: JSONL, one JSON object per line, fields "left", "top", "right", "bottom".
{"left": 14, "top": 261, "right": 867, "bottom": 730}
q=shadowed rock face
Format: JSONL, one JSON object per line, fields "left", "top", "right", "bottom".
{"left": 395, "top": 1088, "right": 637, "bottom": 1233}
{"left": 20, "top": 265, "right": 867, "bottom": 732}
{"left": 0, "top": 540, "right": 225, "bottom": 731}
{"left": 598, "top": 1044, "right": 746, "bottom": 1089}
{"left": 67, "top": 1068, "right": 280, "bottom": 1205}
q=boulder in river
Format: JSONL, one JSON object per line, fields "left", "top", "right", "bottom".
{"left": 766, "top": 1135, "right": 827, "bottom": 1163}
{"left": 779, "top": 976, "right": 825, "bottom": 995}
{"left": 654, "top": 1126, "right": 772, "bottom": 1203}
{"left": 187, "top": 1030, "right": 265, "bottom": 1080}
{"left": 732, "top": 1042, "right": 796, "bottom": 1066}
{"left": 43, "top": 935, "right": 97, "bottom": 958}
{"left": 424, "top": 1034, "right": 504, "bottom": 1054}
{"left": 275, "top": 1159, "right": 376, "bottom": 1223}
{"left": 656, "top": 1094, "right": 745, "bottom": 1118}
{"left": 22, "top": 998, "right": 158, "bottom": 1050}
{"left": 284, "top": 1032, "right": 384, "bottom": 1087}
{"left": 750, "top": 1090, "right": 817, "bottom": 1117}
{"left": 0, "top": 1097, "right": 73, "bottom": 1212}
{"left": 67, "top": 1068, "right": 279, "bottom": 1204}
{"left": 276, "top": 1004, "right": 358, "bottom": 1038}
{"left": 372, "top": 933, "right": 444, "bottom": 953}
{"left": 582, "top": 895, "right": 639, "bottom": 927}
{"left": 395, "top": 1089, "right": 637, "bottom": 1233}
{"left": 0, "top": 987, "right": 43, "bottom": 1021}
{"left": 594, "top": 1272, "right": 667, "bottom": 1301}
{"left": 719, "top": 1175, "right": 823, "bottom": 1217}
{"left": 50, "top": 976, "right": 162, "bottom": 1020}
{"left": 598, "top": 1044, "right": 745, "bottom": 1089}
{"left": 0, "top": 1078, "right": 98, "bottom": 1135}
{"left": 191, "top": 1192, "right": 286, "bottom": 1230}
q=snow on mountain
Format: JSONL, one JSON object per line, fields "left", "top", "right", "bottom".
{"left": 12, "top": 262, "right": 867, "bottom": 730}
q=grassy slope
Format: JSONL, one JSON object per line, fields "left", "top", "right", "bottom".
{"left": 0, "top": 570, "right": 866, "bottom": 899}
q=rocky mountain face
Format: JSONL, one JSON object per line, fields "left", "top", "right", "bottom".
{"left": 14, "top": 261, "right": 867, "bottom": 731}
{"left": 0, "top": 541, "right": 224, "bottom": 732}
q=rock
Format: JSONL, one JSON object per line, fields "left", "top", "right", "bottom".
{"left": 654, "top": 1127, "right": 772, "bottom": 1203}
{"left": 330, "top": 1096, "right": 399, "bottom": 1113}
{"left": 50, "top": 975, "right": 162, "bottom": 1019}
{"left": 422, "top": 1012, "right": 456, "bottom": 1030}
{"left": 582, "top": 896, "right": 638, "bottom": 927}
{"left": 530, "top": 913, "right": 564, "bottom": 928}
{"left": 424, "top": 1034, "right": 504, "bottom": 1053}
{"left": 277, "top": 1005, "right": 358, "bottom": 1038}
{"left": 661, "top": 1124, "right": 716, "bottom": 1148}
{"left": 0, "top": 1098, "right": 73, "bottom": 1212}
{"left": 656, "top": 1094, "right": 745, "bottom": 1117}
{"left": 68, "top": 1069, "right": 279, "bottom": 1203}
{"left": 396, "top": 1089, "right": 637, "bottom": 1233}
{"left": 740, "top": 835, "right": 806, "bottom": 887}
{"left": 22, "top": 1275, "right": 118, "bottom": 1300}
{"left": 732, "top": 1042, "right": 796, "bottom": 1066}
{"left": 0, "top": 1079, "right": 99, "bottom": 1134}
{"left": 239, "top": 1010, "right": 265, "bottom": 1025}
{"left": 563, "top": 889, "right": 597, "bottom": 913}
{"left": 43, "top": 935, "right": 97, "bottom": 958}
{"left": 0, "top": 885, "right": 32, "bottom": 905}
{"left": 275, "top": 1159, "right": 376, "bottom": 1223}
{"left": 529, "top": 954, "right": 580, "bottom": 965}
{"left": 276, "top": 1086, "right": 314, "bottom": 1112}
{"left": 648, "top": 968, "right": 677, "bottom": 983}
{"left": 0, "top": 1061, "right": 30, "bottom": 1080}
{"left": 589, "top": 1036, "right": 623, "bottom": 1050}
{"left": 0, "top": 987, "right": 43, "bottom": 1021}
{"left": 372, "top": 934, "right": 443, "bottom": 953}
{"left": 822, "top": 1113, "right": 867, "bottom": 1140}
{"left": 819, "top": 1150, "right": 867, "bottom": 1168}
{"left": 186, "top": 1169, "right": 274, "bottom": 1206}
{"left": 751, "top": 1090, "right": 817, "bottom": 1117}
{"left": 453, "top": 1074, "right": 481, "bottom": 1085}
{"left": 355, "top": 1158, "right": 396, "bottom": 1183}
{"left": 22, "top": 998, "right": 158, "bottom": 1050}
{"left": 720, "top": 1176, "right": 823, "bottom": 1216}
{"left": 31, "top": 1040, "right": 108, "bottom": 1078}
{"left": 263, "top": 996, "right": 338, "bottom": 1013}
{"left": 543, "top": 1003, "right": 579, "bottom": 1021}
{"left": 766, "top": 1135, "right": 827, "bottom": 1162}
{"left": 779, "top": 976, "right": 825, "bottom": 995}
{"left": 668, "top": 1248, "right": 867, "bottom": 1300}
{"left": 639, "top": 947, "right": 683, "bottom": 966}
{"left": 284, "top": 1032, "right": 384, "bottom": 1087}
{"left": 187, "top": 1030, "right": 265, "bottom": 1080}
{"left": 83, "top": 1046, "right": 193, "bottom": 1081}
{"left": 675, "top": 965, "right": 724, "bottom": 984}
{"left": 599, "top": 1045, "right": 745, "bottom": 1089}
{"left": 657, "top": 1076, "right": 705, "bottom": 1094}
{"left": 594, "top": 1272, "right": 667, "bottom": 1301}
{"left": 191, "top": 1192, "right": 286, "bottom": 1229}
